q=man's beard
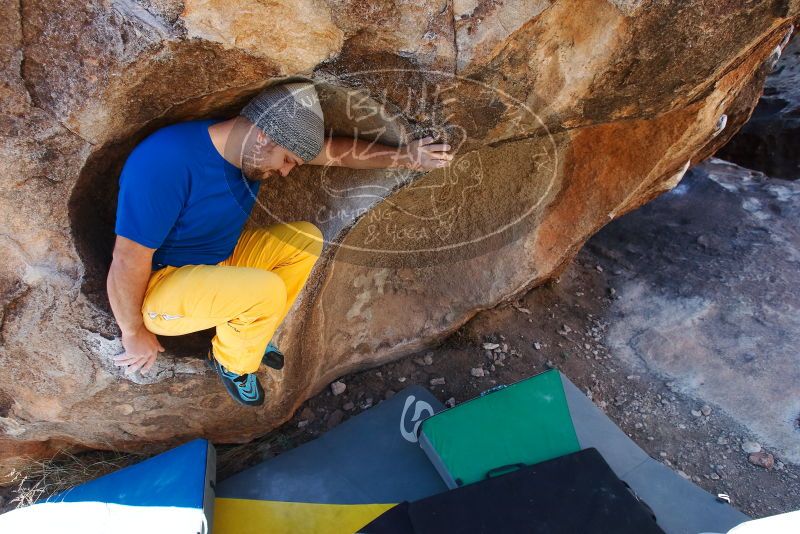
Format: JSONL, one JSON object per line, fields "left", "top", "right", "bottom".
{"left": 243, "top": 162, "right": 278, "bottom": 181}
{"left": 241, "top": 137, "right": 281, "bottom": 181}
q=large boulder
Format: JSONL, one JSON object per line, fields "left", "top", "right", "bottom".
{"left": 1, "top": 0, "right": 797, "bottom": 476}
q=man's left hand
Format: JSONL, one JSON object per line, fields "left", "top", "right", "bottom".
{"left": 401, "top": 136, "right": 454, "bottom": 171}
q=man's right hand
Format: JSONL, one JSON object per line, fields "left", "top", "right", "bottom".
{"left": 114, "top": 325, "right": 165, "bottom": 375}
{"left": 107, "top": 235, "right": 161, "bottom": 375}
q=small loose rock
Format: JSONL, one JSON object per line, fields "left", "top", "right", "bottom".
{"left": 430, "top": 377, "right": 446, "bottom": 386}
{"left": 741, "top": 441, "right": 761, "bottom": 454}
{"left": 331, "top": 381, "right": 346, "bottom": 396}
{"left": 748, "top": 451, "right": 774, "bottom": 469}
{"left": 327, "top": 409, "right": 344, "bottom": 429}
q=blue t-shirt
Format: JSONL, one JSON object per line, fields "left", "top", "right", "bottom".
{"left": 115, "top": 119, "right": 260, "bottom": 269}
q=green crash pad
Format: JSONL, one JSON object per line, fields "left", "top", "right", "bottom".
{"left": 419, "top": 369, "right": 580, "bottom": 488}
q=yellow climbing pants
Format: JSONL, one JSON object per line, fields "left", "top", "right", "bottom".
{"left": 141, "top": 221, "right": 323, "bottom": 375}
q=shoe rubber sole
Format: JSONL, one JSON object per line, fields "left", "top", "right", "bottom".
{"left": 262, "top": 341, "right": 285, "bottom": 370}
{"left": 206, "top": 352, "right": 265, "bottom": 407}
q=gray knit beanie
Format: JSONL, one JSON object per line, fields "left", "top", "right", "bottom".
{"left": 239, "top": 82, "right": 325, "bottom": 163}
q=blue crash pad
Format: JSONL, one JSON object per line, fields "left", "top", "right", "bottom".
{"left": 50, "top": 438, "right": 215, "bottom": 511}
{"left": 217, "top": 385, "right": 447, "bottom": 504}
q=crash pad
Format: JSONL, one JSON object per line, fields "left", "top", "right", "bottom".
{"left": 216, "top": 386, "right": 446, "bottom": 505}
{"left": 0, "top": 438, "right": 215, "bottom": 534}
{"left": 419, "top": 369, "right": 581, "bottom": 488}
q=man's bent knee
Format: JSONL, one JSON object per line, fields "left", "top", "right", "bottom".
{"left": 290, "top": 221, "right": 323, "bottom": 257}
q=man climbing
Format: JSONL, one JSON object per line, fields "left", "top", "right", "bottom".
{"left": 107, "top": 81, "right": 453, "bottom": 406}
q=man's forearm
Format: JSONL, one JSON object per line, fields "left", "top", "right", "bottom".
{"left": 107, "top": 257, "right": 151, "bottom": 335}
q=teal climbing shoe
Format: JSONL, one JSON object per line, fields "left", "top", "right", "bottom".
{"left": 207, "top": 351, "right": 264, "bottom": 407}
